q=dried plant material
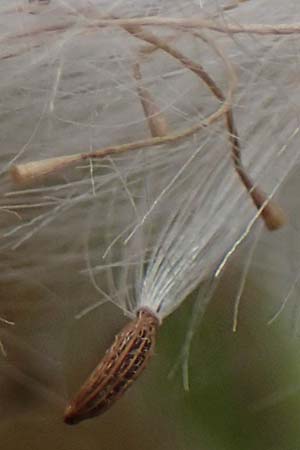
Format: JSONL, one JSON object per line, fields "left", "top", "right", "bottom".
{"left": 5, "top": 16, "right": 300, "bottom": 42}
{"left": 10, "top": 155, "right": 81, "bottom": 184}
{"left": 12, "top": 22, "right": 285, "bottom": 229}
{"left": 1, "top": 3, "right": 299, "bottom": 435}
{"left": 11, "top": 99, "right": 229, "bottom": 182}
{"left": 133, "top": 61, "right": 169, "bottom": 137}
{"left": 92, "top": 18, "right": 300, "bottom": 36}
{"left": 64, "top": 308, "right": 159, "bottom": 424}
{"left": 235, "top": 166, "right": 287, "bottom": 230}
{"left": 125, "top": 25, "right": 286, "bottom": 230}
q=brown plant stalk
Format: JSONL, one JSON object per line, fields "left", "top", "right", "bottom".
{"left": 11, "top": 24, "right": 285, "bottom": 229}
{"left": 124, "top": 25, "right": 286, "bottom": 230}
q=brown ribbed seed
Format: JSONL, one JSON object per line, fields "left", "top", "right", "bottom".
{"left": 64, "top": 308, "right": 159, "bottom": 425}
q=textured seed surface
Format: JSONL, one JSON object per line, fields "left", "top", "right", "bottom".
{"left": 64, "top": 308, "right": 159, "bottom": 425}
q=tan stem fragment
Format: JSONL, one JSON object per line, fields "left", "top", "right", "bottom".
{"left": 133, "top": 61, "right": 169, "bottom": 137}
{"left": 11, "top": 100, "right": 228, "bottom": 183}
{"left": 11, "top": 154, "right": 81, "bottom": 184}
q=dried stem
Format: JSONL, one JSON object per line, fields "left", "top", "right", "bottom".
{"left": 4, "top": 17, "right": 300, "bottom": 45}
{"left": 11, "top": 98, "right": 230, "bottom": 183}
{"left": 133, "top": 61, "right": 169, "bottom": 137}
{"left": 11, "top": 25, "right": 232, "bottom": 182}
{"left": 10, "top": 154, "right": 81, "bottom": 183}
{"left": 124, "top": 25, "right": 286, "bottom": 230}
{"left": 11, "top": 22, "right": 286, "bottom": 229}
{"left": 91, "top": 17, "right": 300, "bottom": 36}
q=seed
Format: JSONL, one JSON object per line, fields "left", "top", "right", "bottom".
{"left": 64, "top": 308, "right": 159, "bottom": 425}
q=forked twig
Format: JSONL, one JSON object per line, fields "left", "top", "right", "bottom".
{"left": 5, "top": 17, "right": 300, "bottom": 43}
{"left": 11, "top": 23, "right": 234, "bottom": 183}
{"left": 124, "top": 25, "right": 286, "bottom": 230}
{"left": 11, "top": 23, "right": 285, "bottom": 229}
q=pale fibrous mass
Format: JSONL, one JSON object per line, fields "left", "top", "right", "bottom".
{"left": 0, "top": 0, "right": 299, "bottom": 424}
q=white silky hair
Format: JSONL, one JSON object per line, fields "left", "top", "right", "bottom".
{"left": 0, "top": 0, "right": 300, "bottom": 331}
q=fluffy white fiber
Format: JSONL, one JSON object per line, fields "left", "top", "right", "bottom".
{"left": 1, "top": 0, "right": 300, "bottom": 330}
{"left": 0, "top": 4, "right": 300, "bottom": 448}
{"left": 0, "top": 4, "right": 299, "bottom": 409}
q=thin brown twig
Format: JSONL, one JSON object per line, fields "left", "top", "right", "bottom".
{"left": 11, "top": 21, "right": 286, "bottom": 229}
{"left": 11, "top": 101, "right": 227, "bottom": 181}
{"left": 11, "top": 57, "right": 232, "bottom": 183}
{"left": 94, "top": 18, "right": 300, "bottom": 36}
{"left": 133, "top": 61, "right": 169, "bottom": 137}
{"left": 139, "top": 34, "right": 178, "bottom": 56}
{"left": 2, "top": 15, "right": 300, "bottom": 46}
{"left": 11, "top": 20, "right": 234, "bottom": 183}
{"left": 124, "top": 25, "right": 225, "bottom": 101}
{"left": 124, "top": 25, "right": 286, "bottom": 230}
